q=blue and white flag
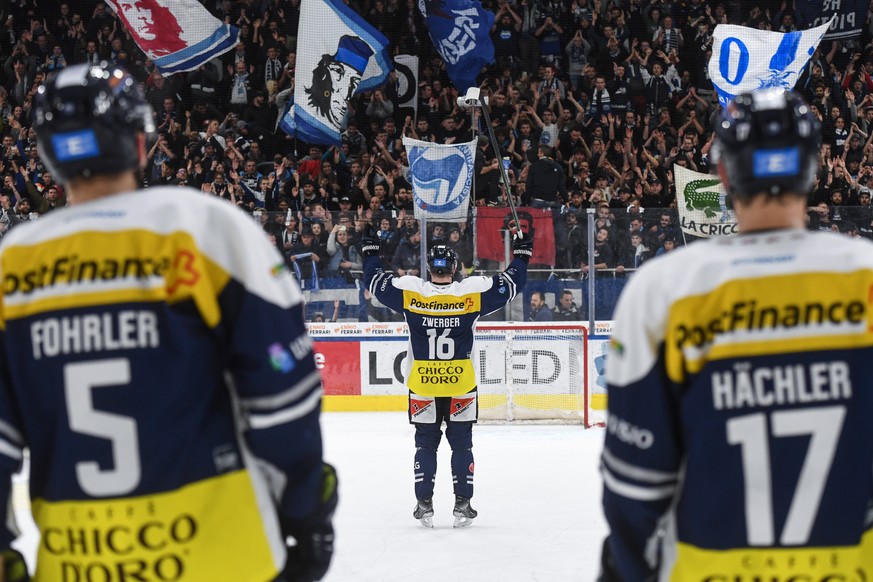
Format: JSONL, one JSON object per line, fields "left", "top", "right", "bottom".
{"left": 403, "top": 137, "right": 476, "bottom": 220}
{"left": 106, "top": 0, "right": 239, "bottom": 75}
{"left": 289, "top": 0, "right": 391, "bottom": 145}
{"left": 708, "top": 19, "right": 832, "bottom": 107}
{"left": 419, "top": 0, "right": 495, "bottom": 91}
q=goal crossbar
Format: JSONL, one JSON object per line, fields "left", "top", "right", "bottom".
{"left": 473, "top": 323, "right": 595, "bottom": 426}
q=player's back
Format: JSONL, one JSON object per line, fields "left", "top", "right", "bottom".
{"left": 606, "top": 229, "right": 873, "bottom": 580}
{"left": 0, "top": 188, "right": 298, "bottom": 580}
{"left": 388, "top": 275, "right": 503, "bottom": 396}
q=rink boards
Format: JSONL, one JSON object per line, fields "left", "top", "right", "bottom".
{"left": 306, "top": 322, "right": 610, "bottom": 414}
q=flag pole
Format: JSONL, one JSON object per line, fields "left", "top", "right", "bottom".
{"left": 458, "top": 88, "right": 520, "bottom": 230}
{"left": 419, "top": 215, "right": 427, "bottom": 281}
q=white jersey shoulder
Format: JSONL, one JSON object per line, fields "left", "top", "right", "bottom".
{"left": 391, "top": 275, "right": 494, "bottom": 297}
{"left": 608, "top": 230, "right": 873, "bottom": 387}
{"left": 630, "top": 229, "right": 873, "bottom": 300}
{"left": 0, "top": 187, "right": 303, "bottom": 308}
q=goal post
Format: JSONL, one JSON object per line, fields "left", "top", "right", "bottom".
{"left": 473, "top": 322, "right": 601, "bottom": 427}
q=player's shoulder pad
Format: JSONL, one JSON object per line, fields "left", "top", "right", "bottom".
{"left": 822, "top": 230, "right": 873, "bottom": 266}
{"left": 456, "top": 276, "right": 494, "bottom": 293}
{"left": 391, "top": 275, "right": 427, "bottom": 292}
{"left": 156, "top": 189, "right": 303, "bottom": 308}
{"left": 0, "top": 187, "right": 302, "bottom": 308}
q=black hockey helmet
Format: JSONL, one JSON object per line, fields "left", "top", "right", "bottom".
{"left": 711, "top": 88, "right": 820, "bottom": 200}
{"left": 34, "top": 62, "right": 155, "bottom": 183}
{"left": 427, "top": 245, "right": 458, "bottom": 275}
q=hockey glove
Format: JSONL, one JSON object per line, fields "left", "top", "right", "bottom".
{"left": 2, "top": 549, "right": 29, "bottom": 582}
{"left": 512, "top": 231, "right": 533, "bottom": 263}
{"left": 282, "top": 463, "right": 338, "bottom": 582}
{"left": 359, "top": 229, "right": 382, "bottom": 259}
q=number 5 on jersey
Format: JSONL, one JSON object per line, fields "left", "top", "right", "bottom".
{"left": 65, "top": 359, "right": 142, "bottom": 497}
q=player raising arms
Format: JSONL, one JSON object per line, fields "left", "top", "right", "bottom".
{"left": 599, "top": 88, "right": 873, "bottom": 580}
{"left": 362, "top": 229, "right": 530, "bottom": 527}
{"left": 0, "top": 63, "right": 336, "bottom": 581}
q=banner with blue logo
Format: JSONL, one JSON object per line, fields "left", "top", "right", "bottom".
{"left": 288, "top": 0, "right": 391, "bottom": 145}
{"left": 402, "top": 137, "right": 476, "bottom": 220}
{"left": 797, "top": 0, "right": 865, "bottom": 40}
{"left": 418, "top": 0, "right": 495, "bottom": 91}
{"left": 708, "top": 19, "right": 832, "bottom": 107}
{"left": 106, "top": 0, "right": 239, "bottom": 75}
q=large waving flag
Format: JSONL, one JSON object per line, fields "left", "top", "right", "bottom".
{"left": 708, "top": 19, "right": 832, "bottom": 107}
{"left": 106, "top": 0, "right": 239, "bottom": 75}
{"left": 419, "top": 0, "right": 494, "bottom": 91}
{"left": 288, "top": 0, "right": 391, "bottom": 145}
{"left": 403, "top": 137, "right": 476, "bottom": 220}
{"left": 674, "top": 166, "right": 737, "bottom": 238}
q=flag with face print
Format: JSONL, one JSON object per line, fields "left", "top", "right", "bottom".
{"left": 106, "top": 0, "right": 239, "bottom": 75}
{"left": 287, "top": 0, "right": 391, "bottom": 145}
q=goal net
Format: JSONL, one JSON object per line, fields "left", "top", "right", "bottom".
{"left": 473, "top": 323, "right": 600, "bottom": 426}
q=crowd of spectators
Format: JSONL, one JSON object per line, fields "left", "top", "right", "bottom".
{"left": 1, "top": 0, "right": 873, "bottom": 300}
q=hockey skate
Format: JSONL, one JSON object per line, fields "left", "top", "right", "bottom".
{"left": 452, "top": 495, "right": 477, "bottom": 528}
{"left": 413, "top": 498, "right": 434, "bottom": 528}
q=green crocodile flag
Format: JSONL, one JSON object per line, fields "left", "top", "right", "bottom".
{"left": 674, "top": 165, "right": 738, "bottom": 238}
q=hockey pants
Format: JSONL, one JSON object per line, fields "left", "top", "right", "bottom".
{"left": 413, "top": 398, "right": 474, "bottom": 500}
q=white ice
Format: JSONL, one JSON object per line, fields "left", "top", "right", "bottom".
{"left": 322, "top": 412, "right": 608, "bottom": 582}
{"left": 12, "top": 412, "right": 609, "bottom": 582}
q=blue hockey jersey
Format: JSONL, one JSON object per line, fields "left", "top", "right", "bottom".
{"left": 602, "top": 229, "right": 873, "bottom": 580}
{"left": 364, "top": 256, "right": 526, "bottom": 397}
{"left": 0, "top": 188, "right": 326, "bottom": 581}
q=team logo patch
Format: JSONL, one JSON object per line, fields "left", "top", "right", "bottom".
{"left": 410, "top": 396, "right": 436, "bottom": 423}
{"left": 752, "top": 147, "right": 800, "bottom": 178}
{"left": 271, "top": 262, "right": 287, "bottom": 277}
{"left": 268, "top": 342, "right": 295, "bottom": 373}
{"left": 452, "top": 397, "right": 474, "bottom": 413}
{"left": 212, "top": 444, "right": 240, "bottom": 473}
{"left": 609, "top": 338, "right": 624, "bottom": 357}
{"left": 51, "top": 129, "right": 100, "bottom": 162}
{"left": 449, "top": 394, "right": 477, "bottom": 422}
{"left": 410, "top": 398, "right": 430, "bottom": 414}
{"left": 409, "top": 398, "right": 433, "bottom": 416}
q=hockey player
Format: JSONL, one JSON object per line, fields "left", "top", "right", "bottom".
{"left": 599, "top": 88, "right": 873, "bottom": 580}
{"left": 362, "top": 232, "right": 531, "bottom": 527}
{"left": 0, "top": 63, "right": 336, "bottom": 581}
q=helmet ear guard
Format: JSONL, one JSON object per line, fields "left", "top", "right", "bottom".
{"left": 713, "top": 89, "right": 821, "bottom": 201}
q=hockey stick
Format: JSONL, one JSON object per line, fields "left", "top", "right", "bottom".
{"left": 457, "top": 88, "right": 521, "bottom": 233}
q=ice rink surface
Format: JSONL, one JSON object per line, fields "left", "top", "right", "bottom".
{"left": 11, "top": 412, "right": 609, "bottom": 581}
{"left": 323, "top": 412, "right": 608, "bottom": 582}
